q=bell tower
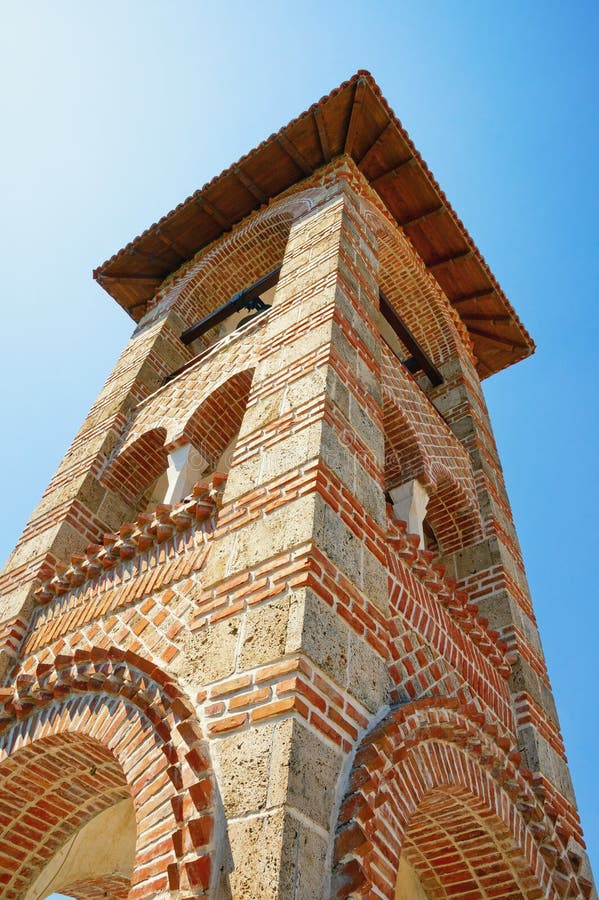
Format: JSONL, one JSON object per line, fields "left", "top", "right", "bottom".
{"left": 0, "top": 72, "right": 595, "bottom": 899}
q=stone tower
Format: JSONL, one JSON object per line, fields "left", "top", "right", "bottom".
{"left": 0, "top": 72, "right": 594, "bottom": 899}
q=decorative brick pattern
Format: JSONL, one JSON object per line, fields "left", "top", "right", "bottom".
{"left": 101, "top": 426, "right": 169, "bottom": 506}
{"left": 332, "top": 701, "right": 589, "bottom": 899}
{"left": 202, "top": 654, "right": 370, "bottom": 752}
{"left": 382, "top": 345, "right": 482, "bottom": 552}
{"left": 0, "top": 138, "right": 592, "bottom": 897}
{"left": 60, "top": 875, "right": 131, "bottom": 900}
{"left": 0, "top": 616, "right": 27, "bottom": 660}
{"left": 0, "top": 649, "right": 216, "bottom": 899}
{"left": 112, "top": 336, "right": 258, "bottom": 461}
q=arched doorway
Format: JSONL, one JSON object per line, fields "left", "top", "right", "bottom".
{"left": 1, "top": 732, "right": 134, "bottom": 900}
{"left": 332, "top": 702, "right": 581, "bottom": 899}
{"left": 0, "top": 650, "right": 217, "bottom": 899}
{"left": 395, "top": 785, "right": 537, "bottom": 898}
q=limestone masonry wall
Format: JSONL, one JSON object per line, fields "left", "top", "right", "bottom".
{"left": 0, "top": 163, "right": 594, "bottom": 899}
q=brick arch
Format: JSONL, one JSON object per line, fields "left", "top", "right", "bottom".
{"left": 332, "top": 701, "right": 582, "bottom": 900}
{"left": 401, "top": 787, "right": 536, "bottom": 898}
{"left": 381, "top": 344, "right": 482, "bottom": 552}
{"left": 383, "top": 392, "right": 428, "bottom": 491}
{"left": 101, "top": 426, "right": 168, "bottom": 507}
{"left": 0, "top": 648, "right": 216, "bottom": 899}
{"left": 389, "top": 628, "right": 471, "bottom": 707}
{"left": 1, "top": 732, "right": 131, "bottom": 900}
{"left": 426, "top": 467, "right": 483, "bottom": 556}
{"left": 154, "top": 186, "right": 332, "bottom": 329}
{"left": 59, "top": 875, "right": 131, "bottom": 899}
{"left": 361, "top": 196, "right": 470, "bottom": 368}
{"left": 182, "top": 368, "right": 255, "bottom": 470}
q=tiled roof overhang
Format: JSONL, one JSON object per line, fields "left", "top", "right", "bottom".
{"left": 94, "top": 71, "right": 534, "bottom": 378}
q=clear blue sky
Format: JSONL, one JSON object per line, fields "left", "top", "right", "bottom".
{"left": 1, "top": 0, "right": 597, "bottom": 887}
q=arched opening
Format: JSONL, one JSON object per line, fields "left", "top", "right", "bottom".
{"left": 144, "top": 367, "right": 255, "bottom": 509}
{"left": 158, "top": 187, "right": 328, "bottom": 338}
{"left": 182, "top": 368, "right": 254, "bottom": 474}
{"left": 331, "top": 703, "right": 575, "bottom": 900}
{"left": 101, "top": 427, "right": 168, "bottom": 508}
{"left": 396, "top": 787, "right": 536, "bottom": 898}
{"left": 26, "top": 799, "right": 135, "bottom": 899}
{"left": 0, "top": 651, "right": 218, "bottom": 899}
{"left": 383, "top": 396, "right": 426, "bottom": 493}
{"left": 425, "top": 473, "right": 482, "bottom": 556}
{"left": 422, "top": 516, "right": 440, "bottom": 555}
{"left": 100, "top": 365, "right": 255, "bottom": 517}
{"left": 0, "top": 732, "right": 134, "bottom": 900}
{"left": 361, "top": 195, "right": 469, "bottom": 371}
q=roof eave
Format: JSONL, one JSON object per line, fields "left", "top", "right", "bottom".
{"left": 94, "top": 71, "right": 535, "bottom": 377}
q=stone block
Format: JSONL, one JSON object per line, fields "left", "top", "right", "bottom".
{"left": 519, "top": 725, "right": 576, "bottom": 804}
{"left": 509, "top": 655, "right": 559, "bottom": 725}
{"left": 475, "top": 589, "right": 543, "bottom": 658}
{"left": 300, "top": 588, "right": 389, "bottom": 711}
{"left": 177, "top": 617, "right": 239, "bottom": 686}
{"left": 301, "top": 588, "right": 350, "bottom": 688}
{"left": 448, "top": 537, "right": 499, "bottom": 580}
{"left": 286, "top": 718, "right": 342, "bottom": 829}
{"left": 239, "top": 593, "right": 303, "bottom": 670}
{"left": 223, "top": 455, "right": 264, "bottom": 502}
{"left": 329, "top": 320, "right": 358, "bottom": 372}
{"left": 354, "top": 461, "right": 386, "bottom": 527}
{"left": 258, "top": 321, "right": 333, "bottom": 381}
{"left": 237, "top": 389, "right": 286, "bottom": 438}
{"left": 0, "top": 582, "right": 34, "bottom": 626}
{"left": 356, "top": 354, "right": 382, "bottom": 404}
{"left": 316, "top": 501, "right": 362, "bottom": 587}
{"left": 278, "top": 367, "right": 328, "bottom": 415}
{"left": 321, "top": 420, "right": 355, "bottom": 488}
{"left": 360, "top": 542, "right": 389, "bottom": 612}
{"left": 4, "top": 522, "right": 61, "bottom": 573}
{"left": 214, "top": 724, "right": 275, "bottom": 817}
{"left": 224, "top": 809, "right": 286, "bottom": 900}
{"left": 348, "top": 392, "right": 384, "bottom": 460}
{"left": 348, "top": 630, "right": 392, "bottom": 713}
{"left": 280, "top": 812, "right": 329, "bottom": 899}
{"left": 97, "top": 487, "right": 136, "bottom": 531}
{"left": 257, "top": 423, "right": 323, "bottom": 485}
{"left": 326, "top": 367, "right": 351, "bottom": 420}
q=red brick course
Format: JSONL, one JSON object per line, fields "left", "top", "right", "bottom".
{"left": 0, "top": 161, "right": 591, "bottom": 897}
{"left": 332, "top": 700, "right": 589, "bottom": 899}
{"left": 0, "top": 648, "right": 216, "bottom": 898}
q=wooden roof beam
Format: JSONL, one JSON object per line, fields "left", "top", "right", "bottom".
{"left": 234, "top": 166, "right": 267, "bottom": 204}
{"left": 194, "top": 195, "right": 231, "bottom": 230}
{"left": 344, "top": 76, "right": 367, "bottom": 157}
{"left": 128, "top": 246, "right": 175, "bottom": 268}
{"left": 127, "top": 299, "right": 150, "bottom": 316}
{"left": 97, "top": 273, "right": 162, "bottom": 284}
{"left": 461, "top": 313, "right": 511, "bottom": 323}
{"left": 155, "top": 227, "right": 190, "bottom": 260}
{"left": 356, "top": 121, "right": 395, "bottom": 169}
{"left": 427, "top": 249, "right": 473, "bottom": 273}
{"left": 276, "top": 134, "right": 312, "bottom": 175}
{"left": 452, "top": 289, "right": 497, "bottom": 305}
{"left": 370, "top": 156, "right": 417, "bottom": 188}
{"left": 400, "top": 206, "right": 445, "bottom": 229}
{"left": 313, "top": 106, "right": 331, "bottom": 162}
{"left": 468, "top": 326, "right": 529, "bottom": 349}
